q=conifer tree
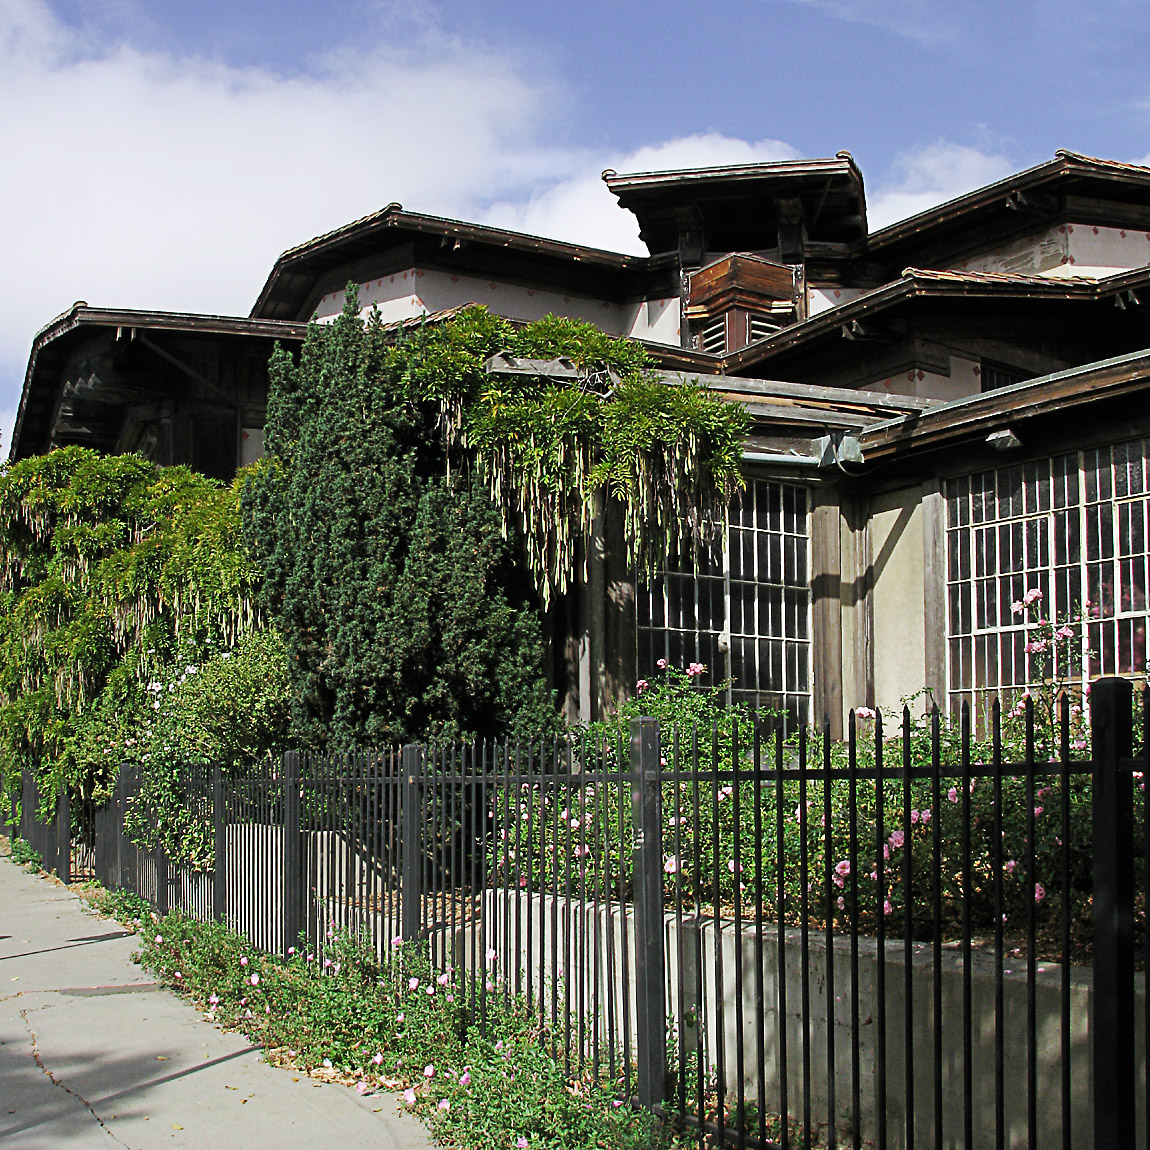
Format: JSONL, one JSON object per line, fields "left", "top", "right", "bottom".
{"left": 243, "top": 295, "right": 556, "bottom": 748}
{"left": 244, "top": 291, "right": 746, "bottom": 749}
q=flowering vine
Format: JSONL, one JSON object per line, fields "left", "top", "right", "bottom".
{"left": 1006, "top": 587, "right": 1092, "bottom": 755}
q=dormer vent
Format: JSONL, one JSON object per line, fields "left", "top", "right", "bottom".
{"left": 686, "top": 254, "right": 799, "bottom": 354}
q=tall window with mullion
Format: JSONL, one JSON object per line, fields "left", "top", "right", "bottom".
{"left": 637, "top": 478, "right": 811, "bottom": 725}
{"left": 946, "top": 439, "right": 1149, "bottom": 718}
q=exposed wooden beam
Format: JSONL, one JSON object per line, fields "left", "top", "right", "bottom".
{"left": 136, "top": 333, "right": 237, "bottom": 409}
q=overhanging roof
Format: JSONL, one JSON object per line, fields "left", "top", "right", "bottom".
{"left": 867, "top": 150, "right": 1150, "bottom": 266}
{"left": 251, "top": 205, "right": 660, "bottom": 322}
{"left": 659, "top": 369, "right": 937, "bottom": 436}
{"left": 12, "top": 304, "right": 309, "bottom": 462}
{"left": 723, "top": 264, "right": 1150, "bottom": 375}
{"left": 858, "top": 346, "right": 1150, "bottom": 462}
{"left": 603, "top": 153, "right": 867, "bottom": 255}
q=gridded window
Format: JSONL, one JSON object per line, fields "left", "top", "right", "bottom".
{"left": 946, "top": 441, "right": 1149, "bottom": 716}
{"left": 980, "top": 362, "right": 1029, "bottom": 392}
{"left": 637, "top": 479, "right": 811, "bottom": 725}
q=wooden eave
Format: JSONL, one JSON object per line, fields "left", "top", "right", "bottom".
{"left": 721, "top": 265, "right": 1150, "bottom": 376}
{"left": 664, "top": 371, "right": 937, "bottom": 415}
{"left": 603, "top": 154, "right": 867, "bottom": 255}
{"left": 654, "top": 370, "right": 938, "bottom": 439}
{"left": 12, "top": 305, "right": 309, "bottom": 462}
{"left": 603, "top": 155, "right": 864, "bottom": 196}
{"left": 865, "top": 151, "right": 1150, "bottom": 270}
{"left": 251, "top": 206, "right": 667, "bottom": 321}
{"left": 857, "top": 347, "right": 1150, "bottom": 462}
{"left": 637, "top": 342, "right": 720, "bottom": 373}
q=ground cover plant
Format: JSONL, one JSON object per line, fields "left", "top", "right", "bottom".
{"left": 83, "top": 885, "right": 678, "bottom": 1150}
{"left": 9, "top": 835, "right": 42, "bottom": 870}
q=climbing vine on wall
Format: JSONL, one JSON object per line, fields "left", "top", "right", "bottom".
{"left": 0, "top": 448, "right": 264, "bottom": 805}
{"left": 383, "top": 303, "right": 748, "bottom": 603}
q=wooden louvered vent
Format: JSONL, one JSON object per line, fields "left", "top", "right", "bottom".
{"left": 701, "top": 318, "right": 727, "bottom": 355}
{"left": 687, "top": 254, "right": 798, "bottom": 355}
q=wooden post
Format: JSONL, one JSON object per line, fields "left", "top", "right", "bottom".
{"left": 1092, "top": 677, "right": 1135, "bottom": 1148}
{"left": 631, "top": 717, "right": 667, "bottom": 1110}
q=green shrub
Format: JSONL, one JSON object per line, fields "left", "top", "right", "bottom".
{"left": 488, "top": 659, "right": 1109, "bottom": 961}
{"left": 9, "top": 836, "right": 42, "bottom": 870}
{"left": 123, "top": 629, "right": 291, "bottom": 865}
{"left": 243, "top": 297, "right": 560, "bottom": 749}
{"left": 243, "top": 295, "right": 747, "bottom": 749}
{"left": 0, "top": 448, "right": 261, "bottom": 808}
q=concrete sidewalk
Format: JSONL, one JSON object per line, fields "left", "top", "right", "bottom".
{"left": 0, "top": 839, "right": 434, "bottom": 1149}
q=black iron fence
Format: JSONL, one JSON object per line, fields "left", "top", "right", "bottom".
{"left": 4, "top": 678, "right": 1148, "bottom": 1149}
{"left": 11, "top": 766, "right": 70, "bottom": 880}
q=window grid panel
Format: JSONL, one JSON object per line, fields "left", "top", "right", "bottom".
{"left": 946, "top": 439, "right": 1150, "bottom": 716}
{"left": 637, "top": 479, "right": 812, "bottom": 723}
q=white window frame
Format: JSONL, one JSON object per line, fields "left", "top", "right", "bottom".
{"left": 945, "top": 439, "right": 1149, "bottom": 717}
{"left": 636, "top": 478, "right": 813, "bottom": 725}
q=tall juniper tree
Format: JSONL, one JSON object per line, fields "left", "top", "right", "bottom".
{"left": 244, "top": 291, "right": 747, "bottom": 749}
{"left": 242, "top": 295, "right": 556, "bottom": 748}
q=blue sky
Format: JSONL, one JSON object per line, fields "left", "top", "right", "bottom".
{"left": 3, "top": 0, "right": 1150, "bottom": 448}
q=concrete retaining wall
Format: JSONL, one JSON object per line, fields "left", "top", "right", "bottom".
{"left": 468, "top": 889, "right": 1145, "bottom": 1150}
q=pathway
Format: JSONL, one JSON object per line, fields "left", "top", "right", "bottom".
{"left": 0, "top": 839, "right": 434, "bottom": 1149}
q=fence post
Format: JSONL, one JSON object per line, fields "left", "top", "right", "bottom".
{"left": 118, "top": 766, "right": 134, "bottom": 894}
{"left": 212, "top": 764, "right": 226, "bottom": 924}
{"left": 20, "top": 767, "right": 31, "bottom": 842}
{"left": 401, "top": 744, "right": 424, "bottom": 943}
{"left": 631, "top": 716, "right": 667, "bottom": 1110}
{"left": 56, "top": 787, "right": 70, "bottom": 884}
{"left": 1092, "top": 676, "right": 1135, "bottom": 1148}
{"left": 155, "top": 844, "right": 169, "bottom": 914}
{"left": 283, "top": 752, "right": 303, "bottom": 957}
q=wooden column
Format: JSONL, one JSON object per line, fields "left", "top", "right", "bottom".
{"left": 811, "top": 483, "right": 844, "bottom": 738}
{"left": 921, "top": 480, "right": 948, "bottom": 710}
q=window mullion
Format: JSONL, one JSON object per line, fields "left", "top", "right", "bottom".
{"left": 1077, "top": 449, "right": 1089, "bottom": 691}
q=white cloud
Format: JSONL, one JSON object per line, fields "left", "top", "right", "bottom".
{"left": 0, "top": 0, "right": 577, "bottom": 421}
{"left": 480, "top": 133, "right": 801, "bottom": 254}
{"left": 0, "top": 1, "right": 1023, "bottom": 462}
{"left": 867, "top": 140, "right": 1016, "bottom": 231}
{"left": 0, "top": 1, "right": 809, "bottom": 451}
{"left": 766, "top": 0, "right": 958, "bottom": 43}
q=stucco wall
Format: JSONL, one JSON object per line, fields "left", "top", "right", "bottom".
{"left": 951, "top": 221, "right": 1150, "bottom": 280}
{"left": 870, "top": 488, "right": 926, "bottom": 714}
{"left": 310, "top": 268, "right": 680, "bottom": 344}
{"left": 808, "top": 285, "right": 868, "bottom": 316}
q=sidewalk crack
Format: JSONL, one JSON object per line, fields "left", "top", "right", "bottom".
{"left": 20, "top": 1006, "right": 134, "bottom": 1149}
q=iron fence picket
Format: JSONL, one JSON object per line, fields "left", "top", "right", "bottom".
{"left": 901, "top": 706, "right": 914, "bottom": 1150}
{"left": 14, "top": 679, "right": 1150, "bottom": 1150}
